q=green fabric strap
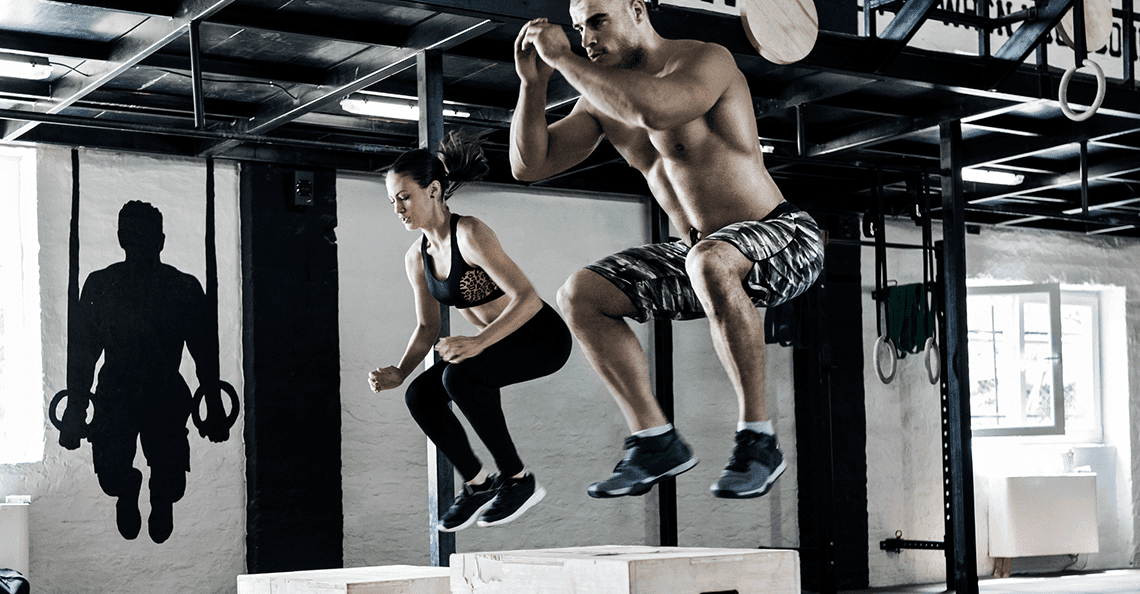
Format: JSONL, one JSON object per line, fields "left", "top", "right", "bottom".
{"left": 886, "top": 283, "right": 935, "bottom": 356}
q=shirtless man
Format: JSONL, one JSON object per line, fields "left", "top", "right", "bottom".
{"left": 511, "top": 0, "right": 824, "bottom": 499}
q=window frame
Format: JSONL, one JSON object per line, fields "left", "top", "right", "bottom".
{"left": 967, "top": 283, "right": 1065, "bottom": 438}
{"left": 1055, "top": 289, "right": 1104, "bottom": 444}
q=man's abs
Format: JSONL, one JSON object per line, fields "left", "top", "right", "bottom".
{"left": 645, "top": 153, "right": 784, "bottom": 242}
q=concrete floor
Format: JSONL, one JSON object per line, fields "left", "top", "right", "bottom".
{"left": 838, "top": 569, "right": 1140, "bottom": 594}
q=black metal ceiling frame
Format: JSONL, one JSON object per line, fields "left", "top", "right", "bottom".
{"left": 810, "top": 0, "right": 1140, "bottom": 233}
{"left": 1, "top": 0, "right": 1139, "bottom": 233}
{"left": 0, "top": 1, "right": 502, "bottom": 152}
{"left": 1, "top": 0, "right": 240, "bottom": 141}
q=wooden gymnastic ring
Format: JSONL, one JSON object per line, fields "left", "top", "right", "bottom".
{"left": 874, "top": 335, "right": 897, "bottom": 384}
{"left": 924, "top": 337, "right": 940, "bottom": 385}
{"left": 1059, "top": 60, "right": 1106, "bottom": 122}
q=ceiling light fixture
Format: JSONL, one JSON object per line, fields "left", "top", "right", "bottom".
{"left": 339, "top": 96, "right": 470, "bottom": 120}
{"left": 0, "top": 52, "right": 53, "bottom": 81}
{"left": 961, "top": 168, "right": 1024, "bottom": 186}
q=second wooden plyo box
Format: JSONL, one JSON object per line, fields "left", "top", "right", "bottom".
{"left": 450, "top": 545, "right": 800, "bottom": 594}
{"left": 236, "top": 565, "right": 451, "bottom": 594}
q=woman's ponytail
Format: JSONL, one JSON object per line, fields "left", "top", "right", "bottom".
{"left": 437, "top": 131, "right": 489, "bottom": 200}
{"left": 387, "top": 130, "right": 489, "bottom": 201}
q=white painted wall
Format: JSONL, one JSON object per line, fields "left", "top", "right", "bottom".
{"left": 863, "top": 218, "right": 1139, "bottom": 587}
{"left": 0, "top": 146, "right": 245, "bottom": 594}
{"left": 337, "top": 176, "right": 799, "bottom": 566}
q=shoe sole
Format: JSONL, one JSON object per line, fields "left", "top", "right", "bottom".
{"left": 477, "top": 484, "right": 546, "bottom": 527}
{"left": 587, "top": 456, "right": 699, "bottom": 499}
{"left": 437, "top": 497, "right": 497, "bottom": 533}
{"left": 710, "top": 459, "right": 787, "bottom": 499}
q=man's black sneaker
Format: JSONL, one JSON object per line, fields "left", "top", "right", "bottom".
{"left": 710, "top": 429, "right": 786, "bottom": 499}
{"left": 438, "top": 476, "right": 497, "bottom": 532}
{"left": 587, "top": 430, "right": 698, "bottom": 498}
{"left": 477, "top": 472, "right": 546, "bottom": 527}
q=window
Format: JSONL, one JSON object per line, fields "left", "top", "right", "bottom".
{"left": 0, "top": 146, "right": 42, "bottom": 464}
{"left": 967, "top": 284, "right": 1102, "bottom": 441}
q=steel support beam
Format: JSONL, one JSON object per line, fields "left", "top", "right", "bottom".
{"left": 937, "top": 120, "right": 980, "bottom": 594}
{"left": 0, "top": 79, "right": 50, "bottom": 101}
{"left": 879, "top": 0, "right": 939, "bottom": 42}
{"left": 972, "top": 155, "right": 1140, "bottom": 203}
{"left": 0, "top": 106, "right": 405, "bottom": 153}
{"left": 969, "top": 202, "right": 1140, "bottom": 228}
{"left": 139, "top": 51, "right": 328, "bottom": 87}
{"left": 188, "top": 20, "right": 206, "bottom": 129}
{"left": 1125, "top": 0, "right": 1136, "bottom": 87}
{"left": 876, "top": 0, "right": 940, "bottom": 70}
{"left": 0, "top": 31, "right": 110, "bottom": 61}
{"left": 32, "top": 0, "right": 180, "bottom": 17}
{"left": 753, "top": 73, "right": 875, "bottom": 119}
{"left": 995, "top": 196, "right": 1140, "bottom": 227}
{"left": 2, "top": 0, "right": 241, "bottom": 141}
{"left": 962, "top": 118, "right": 1140, "bottom": 168}
{"left": 375, "top": 0, "right": 572, "bottom": 24}
{"left": 988, "top": 0, "right": 1074, "bottom": 86}
{"left": 207, "top": 5, "right": 411, "bottom": 47}
{"left": 649, "top": 200, "right": 677, "bottom": 547}
{"left": 809, "top": 99, "right": 1023, "bottom": 158}
{"left": 200, "top": 14, "right": 497, "bottom": 156}
{"left": 418, "top": 49, "right": 456, "bottom": 568}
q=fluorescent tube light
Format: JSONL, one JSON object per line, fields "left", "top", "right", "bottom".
{"left": 339, "top": 97, "right": 469, "bottom": 120}
{"left": 0, "top": 52, "right": 52, "bottom": 81}
{"left": 962, "top": 168, "right": 1024, "bottom": 186}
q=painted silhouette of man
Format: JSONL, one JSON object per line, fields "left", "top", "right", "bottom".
{"left": 59, "top": 200, "right": 229, "bottom": 543}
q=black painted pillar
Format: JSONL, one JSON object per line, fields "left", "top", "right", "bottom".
{"left": 241, "top": 164, "right": 342, "bottom": 572}
{"left": 938, "top": 120, "right": 980, "bottom": 594}
{"left": 794, "top": 213, "right": 868, "bottom": 593}
{"left": 648, "top": 200, "right": 677, "bottom": 547}
{"left": 419, "top": 49, "right": 455, "bottom": 568}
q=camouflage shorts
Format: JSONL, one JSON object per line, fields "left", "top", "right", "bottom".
{"left": 584, "top": 202, "right": 824, "bottom": 322}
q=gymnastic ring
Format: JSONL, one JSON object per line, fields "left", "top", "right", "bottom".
{"left": 48, "top": 388, "right": 93, "bottom": 434}
{"left": 924, "top": 337, "right": 940, "bottom": 385}
{"left": 1059, "top": 59, "right": 1106, "bottom": 122}
{"left": 874, "top": 335, "right": 898, "bottom": 384}
{"left": 192, "top": 380, "right": 240, "bottom": 431}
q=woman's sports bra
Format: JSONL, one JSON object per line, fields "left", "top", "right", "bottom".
{"left": 422, "top": 213, "right": 505, "bottom": 309}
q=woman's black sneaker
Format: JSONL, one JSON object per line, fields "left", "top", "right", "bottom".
{"left": 438, "top": 476, "right": 497, "bottom": 532}
{"left": 477, "top": 472, "right": 546, "bottom": 527}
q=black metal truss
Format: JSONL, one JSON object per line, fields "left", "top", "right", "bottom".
{"left": 2, "top": 0, "right": 1139, "bottom": 236}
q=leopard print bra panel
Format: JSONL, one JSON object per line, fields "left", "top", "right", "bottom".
{"left": 422, "top": 213, "right": 505, "bottom": 309}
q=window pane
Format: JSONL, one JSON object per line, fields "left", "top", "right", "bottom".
{"left": 1020, "top": 301, "right": 1054, "bottom": 427}
{"left": 968, "top": 295, "right": 1018, "bottom": 430}
{"left": 1061, "top": 302, "right": 1097, "bottom": 435}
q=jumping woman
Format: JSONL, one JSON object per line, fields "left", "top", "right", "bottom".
{"left": 369, "top": 133, "right": 572, "bottom": 531}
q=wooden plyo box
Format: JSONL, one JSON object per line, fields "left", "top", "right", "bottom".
{"left": 236, "top": 565, "right": 450, "bottom": 594}
{"left": 450, "top": 545, "right": 800, "bottom": 594}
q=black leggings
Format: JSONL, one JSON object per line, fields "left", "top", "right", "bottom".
{"left": 405, "top": 302, "right": 572, "bottom": 481}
